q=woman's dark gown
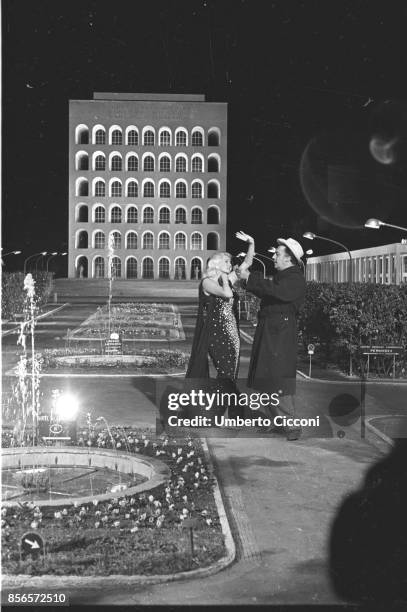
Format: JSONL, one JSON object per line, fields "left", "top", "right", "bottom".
{"left": 185, "top": 278, "right": 243, "bottom": 419}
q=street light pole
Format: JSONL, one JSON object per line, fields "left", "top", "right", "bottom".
{"left": 23, "top": 252, "right": 47, "bottom": 275}
{"left": 303, "top": 232, "right": 353, "bottom": 282}
{"left": 365, "top": 218, "right": 407, "bottom": 233}
{"left": 237, "top": 252, "right": 267, "bottom": 277}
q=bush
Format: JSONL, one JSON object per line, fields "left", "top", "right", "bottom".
{"left": 298, "top": 282, "right": 407, "bottom": 377}
{"left": 1, "top": 272, "right": 54, "bottom": 319}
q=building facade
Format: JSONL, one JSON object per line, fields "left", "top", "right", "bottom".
{"left": 68, "top": 92, "right": 227, "bottom": 280}
{"left": 306, "top": 242, "right": 407, "bottom": 284}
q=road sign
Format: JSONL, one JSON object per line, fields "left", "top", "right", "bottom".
{"left": 21, "top": 531, "right": 44, "bottom": 556}
{"left": 307, "top": 343, "right": 315, "bottom": 355}
{"left": 360, "top": 345, "right": 403, "bottom": 355}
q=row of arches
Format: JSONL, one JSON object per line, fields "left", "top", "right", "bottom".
{"left": 75, "top": 177, "right": 221, "bottom": 199}
{"left": 75, "top": 230, "right": 220, "bottom": 251}
{"left": 75, "top": 204, "right": 220, "bottom": 225}
{"left": 75, "top": 125, "right": 220, "bottom": 147}
{"left": 75, "top": 256, "right": 205, "bottom": 280}
{"left": 75, "top": 151, "right": 220, "bottom": 173}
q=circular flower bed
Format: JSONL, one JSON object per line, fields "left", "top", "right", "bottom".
{"left": 1, "top": 429, "right": 225, "bottom": 576}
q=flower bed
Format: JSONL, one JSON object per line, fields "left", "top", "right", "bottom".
{"left": 1, "top": 429, "right": 225, "bottom": 576}
{"left": 69, "top": 303, "right": 185, "bottom": 341}
{"left": 36, "top": 347, "right": 189, "bottom": 373}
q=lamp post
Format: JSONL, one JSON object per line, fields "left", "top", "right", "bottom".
{"left": 23, "top": 252, "right": 47, "bottom": 275}
{"left": 2, "top": 250, "right": 22, "bottom": 257}
{"left": 237, "top": 252, "right": 266, "bottom": 277}
{"left": 35, "top": 252, "right": 50, "bottom": 273}
{"left": 365, "top": 218, "right": 407, "bottom": 233}
{"left": 44, "top": 252, "right": 58, "bottom": 272}
{"left": 303, "top": 232, "right": 353, "bottom": 282}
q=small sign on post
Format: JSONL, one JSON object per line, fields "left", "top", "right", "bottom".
{"left": 21, "top": 531, "right": 44, "bottom": 557}
{"left": 105, "top": 332, "right": 123, "bottom": 355}
{"left": 182, "top": 517, "right": 199, "bottom": 560}
{"left": 307, "top": 344, "right": 315, "bottom": 378}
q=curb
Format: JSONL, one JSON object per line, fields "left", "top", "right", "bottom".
{"left": 2, "top": 438, "right": 236, "bottom": 589}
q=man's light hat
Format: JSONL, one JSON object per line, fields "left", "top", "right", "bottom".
{"left": 276, "top": 238, "right": 304, "bottom": 263}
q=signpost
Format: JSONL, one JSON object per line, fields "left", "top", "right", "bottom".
{"left": 105, "top": 332, "right": 123, "bottom": 355}
{"left": 20, "top": 531, "right": 44, "bottom": 557}
{"left": 360, "top": 345, "right": 403, "bottom": 379}
{"left": 307, "top": 343, "right": 315, "bottom": 378}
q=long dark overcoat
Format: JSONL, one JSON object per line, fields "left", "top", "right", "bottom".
{"left": 246, "top": 266, "right": 306, "bottom": 395}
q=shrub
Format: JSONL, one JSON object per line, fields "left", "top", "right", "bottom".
{"left": 1, "top": 272, "right": 54, "bottom": 319}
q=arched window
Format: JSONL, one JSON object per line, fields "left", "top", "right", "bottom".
{"left": 95, "top": 155, "right": 106, "bottom": 171}
{"left": 94, "top": 231, "right": 105, "bottom": 249}
{"left": 207, "top": 181, "right": 219, "bottom": 199}
{"left": 143, "top": 130, "right": 154, "bottom": 146}
{"left": 126, "top": 257, "right": 138, "bottom": 278}
{"left": 174, "top": 257, "right": 186, "bottom": 279}
{"left": 159, "top": 232, "right": 170, "bottom": 249}
{"left": 94, "top": 256, "right": 105, "bottom": 278}
{"left": 208, "top": 156, "right": 219, "bottom": 172}
{"left": 191, "top": 207, "right": 202, "bottom": 224}
{"left": 94, "top": 206, "right": 105, "bottom": 223}
{"left": 208, "top": 128, "right": 220, "bottom": 146}
{"left": 127, "top": 155, "right": 138, "bottom": 171}
{"left": 190, "top": 258, "right": 202, "bottom": 280}
{"left": 143, "top": 206, "right": 154, "bottom": 223}
{"left": 207, "top": 206, "right": 220, "bottom": 224}
{"left": 143, "top": 155, "right": 155, "bottom": 171}
{"left": 111, "top": 155, "right": 122, "bottom": 171}
{"left": 191, "top": 232, "right": 202, "bottom": 250}
{"left": 111, "top": 181, "right": 122, "bottom": 197}
{"left": 175, "top": 156, "right": 187, "bottom": 172}
{"left": 77, "top": 230, "right": 88, "bottom": 249}
{"left": 175, "top": 181, "right": 187, "bottom": 198}
{"left": 76, "top": 256, "right": 88, "bottom": 277}
{"left": 142, "top": 232, "right": 154, "bottom": 249}
{"left": 110, "top": 206, "right": 122, "bottom": 223}
{"left": 142, "top": 257, "right": 154, "bottom": 279}
{"left": 127, "top": 130, "right": 138, "bottom": 146}
{"left": 191, "top": 130, "right": 203, "bottom": 146}
{"left": 126, "top": 206, "right": 138, "bottom": 223}
{"left": 159, "top": 155, "right": 171, "bottom": 172}
{"left": 159, "top": 181, "right": 171, "bottom": 198}
{"left": 159, "top": 130, "right": 171, "bottom": 146}
{"left": 175, "top": 208, "right": 187, "bottom": 224}
{"left": 77, "top": 179, "right": 89, "bottom": 197}
{"left": 95, "top": 129, "right": 106, "bottom": 145}
{"left": 191, "top": 156, "right": 203, "bottom": 173}
{"left": 77, "top": 153, "right": 89, "bottom": 171}
{"left": 127, "top": 181, "right": 138, "bottom": 197}
{"left": 207, "top": 232, "right": 219, "bottom": 250}
{"left": 94, "top": 180, "right": 105, "bottom": 197}
{"left": 110, "top": 256, "right": 122, "bottom": 278}
{"left": 76, "top": 205, "right": 88, "bottom": 222}
{"left": 111, "top": 129, "right": 122, "bottom": 145}
{"left": 175, "top": 232, "right": 186, "bottom": 249}
{"left": 76, "top": 126, "right": 89, "bottom": 145}
{"left": 158, "top": 258, "right": 170, "bottom": 279}
{"left": 111, "top": 231, "right": 121, "bottom": 249}
{"left": 126, "top": 232, "right": 138, "bottom": 249}
{"left": 143, "top": 181, "right": 155, "bottom": 197}
{"left": 159, "top": 207, "right": 170, "bottom": 224}
{"left": 191, "top": 181, "right": 202, "bottom": 199}
{"left": 175, "top": 129, "right": 187, "bottom": 147}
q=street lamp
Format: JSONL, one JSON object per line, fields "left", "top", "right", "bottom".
{"left": 23, "top": 252, "right": 47, "bottom": 275}
{"left": 303, "top": 232, "right": 353, "bottom": 282}
{"left": 2, "top": 250, "right": 22, "bottom": 257}
{"left": 237, "top": 252, "right": 267, "bottom": 277}
{"left": 365, "top": 218, "right": 407, "bottom": 233}
{"left": 44, "top": 252, "right": 58, "bottom": 272}
{"left": 35, "top": 252, "right": 51, "bottom": 273}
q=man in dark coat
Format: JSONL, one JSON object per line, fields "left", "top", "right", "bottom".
{"left": 239, "top": 238, "right": 306, "bottom": 440}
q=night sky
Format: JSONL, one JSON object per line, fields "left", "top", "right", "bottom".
{"left": 3, "top": 0, "right": 407, "bottom": 273}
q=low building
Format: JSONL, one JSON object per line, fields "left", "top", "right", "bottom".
{"left": 69, "top": 92, "right": 227, "bottom": 280}
{"left": 306, "top": 243, "right": 407, "bottom": 284}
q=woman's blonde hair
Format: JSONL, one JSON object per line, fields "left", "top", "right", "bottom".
{"left": 203, "top": 252, "right": 232, "bottom": 279}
